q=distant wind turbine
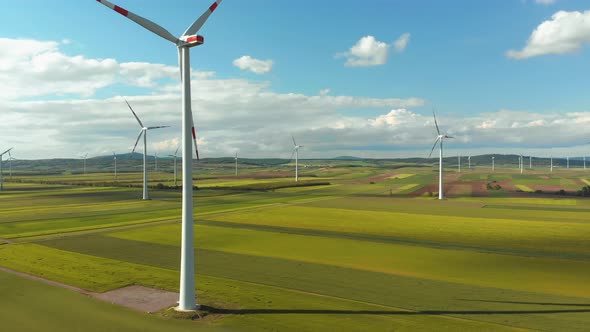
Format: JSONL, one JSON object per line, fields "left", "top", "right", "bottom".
{"left": 457, "top": 155, "right": 461, "bottom": 173}
{"left": 468, "top": 155, "right": 471, "bottom": 170}
{"left": 550, "top": 155, "right": 553, "bottom": 173}
{"left": 125, "top": 99, "right": 169, "bottom": 200}
{"left": 155, "top": 151, "right": 159, "bottom": 172}
{"left": 520, "top": 154, "right": 523, "bottom": 174}
{"left": 529, "top": 155, "right": 532, "bottom": 169}
{"left": 169, "top": 146, "right": 180, "bottom": 187}
{"left": 567, "top": 156, "right": 570, "bottom": 169}
{"left": 290, "top": 136, "right": 303, "bottom": 182}
{"left": 80, "top": 153, "right": 88, "bottom": 175}
{"left": 113, "top": 151, "right": 118, "bottom": 181}
{"left": 235, "top": 151, "right": 238, "bottom": 176}
{"left": 492, "top": 156, "right": 495, "bottom": 172}
{"left": 584, "top": 156, "right": 586, "bottom": 170}
{"left": 8, "top": 150, "right": 15, "bottom": 180}
{"left": 428, "top": 110, "right": 453, "bottom": 200}
{"left": 0, "top": 147, "right": 13, "bottom": 191}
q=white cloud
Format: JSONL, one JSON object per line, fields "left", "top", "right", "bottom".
{"left": 232, "top": 55, "right": 273, "bottom": 74}
{"left": 369, "top": 109, "right": 418, "bottom": 127}
{"left": 535, "top": 0, "right": 557, "bottom": 4}
{"left": 153, "top": 137, "right": 180, "bottom": 152}
{"left": 507, "top": 10, "right": 590, "bottom": 59}
{"left": 319, "top": 88, "right": 331, "bottom": 96}
{"left": 3, "top": 37, "right": 590, "bottom": 160}
{"left": 338, "top": 36, "right": 390, "bottom": 67}
{"left": 394, "top": 33, "right": 411, "bottom": 52}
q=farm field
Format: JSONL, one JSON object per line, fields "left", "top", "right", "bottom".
{"left": 1, "top": 163, "right": 589, "bottom": 331}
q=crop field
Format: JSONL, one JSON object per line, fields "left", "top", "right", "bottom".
{"left": 1, "top": 163, "right": 589, "bottom": 331}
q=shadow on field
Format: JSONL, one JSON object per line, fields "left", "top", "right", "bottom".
{"left": 459, "top": 299, "right": 590, "bottom": 307}
{"left": 201, "top": 305, "right": 590, "bottom": 316}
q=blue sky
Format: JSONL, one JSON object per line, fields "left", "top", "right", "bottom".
{"left": 1, "top": 0, "right": 590, "bottom": 159}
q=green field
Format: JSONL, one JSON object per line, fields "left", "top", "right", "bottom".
{"left": 1, "top": 163, "right": 590, "bottom": 331}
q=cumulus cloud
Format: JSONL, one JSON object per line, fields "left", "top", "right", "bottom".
{"left": 232, "top": 55, "right": 273, "bottom": 74}
{"left": 394, "top": 33, "right": 411, "bottom": 52}
{"left": 3, "top": 37, "right": 589, "bottom": 160}
{"left": 338, "top": 35, "right": 390, "bottom": 67}
{"left": 153, "top": 137, "right": 180, "bottom": 152}
{"left": 507, "top": 10, "right": 590, "bottom": 59}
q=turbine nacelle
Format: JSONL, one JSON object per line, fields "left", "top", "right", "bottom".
{"left": 179, "top": 35, "right": 204, "bottom": 47}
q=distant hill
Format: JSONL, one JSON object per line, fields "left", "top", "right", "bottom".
{"left": 332, "top": 156, "right": 364, "bottom": 160}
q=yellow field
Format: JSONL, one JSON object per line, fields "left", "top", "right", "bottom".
{"left": 516, "top": 184, "right": 534, "bottom": 192}
{"left": 389, "top": 173, "right": 415, "bottom": 179}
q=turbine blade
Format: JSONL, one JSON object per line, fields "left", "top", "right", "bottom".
{"left": 292, "top": 135, "right": 297, "bottom": 146}
{"left": 288, "top": 149, "right": 296, "bottom": 162}
{"left": 432, "top": 110, "right": 441, "bottom": 135}
{"left": 428, "top": 137, "right": 441, "bottom": 158}
{"left": 446, "top": 136, "right": 454, "bottom": 139}
{"left": 96, "top": 0, "right": 179, "bottom": 44}
{"left": 0, "top": 147, "right": 13, "bottom": 156}
{"left": 190, "top": 113, "right": 200, "bottom": 160}
{"left": 175, "top": 145, "right": 180, "bottom": 155}
{"left": 124, "top": 99, "right": 144, "bottom": 128}
{"left": 182, "top": 0, "right": 223, "bottom": 37}
{"left": 132, "top": 130, "right": 144, "bottom": 153}
{"left": 147, "top": 126, "right": 170, "bottom": 130}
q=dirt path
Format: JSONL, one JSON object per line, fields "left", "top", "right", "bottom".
{"left": 0, "top": 266, "right": 178, "bottom": 313}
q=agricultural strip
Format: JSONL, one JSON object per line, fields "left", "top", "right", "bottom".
{"left": 0, "top": 245, "right": 523, "bottom": 332}
{"left": 202, "top": 205, "right": 590, "bottom": 259}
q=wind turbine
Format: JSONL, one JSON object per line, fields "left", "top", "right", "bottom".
{"left": 468, "top": 155, "right": 471, "bottom": 170}
{"left": 8, "top": 150, "right": 15, "bottom": 180}
{"left": 584, "top": 156, "right": 586, "bottom": 170}
{"left": 80, "top": 153, "right": 88, "bottom": 175}
{"left": 169, "top": 146, "right": 180, "bottom": 187}
{"left": 97, "top": 0, "right": 221, "bottom": 311}
{"left": 155, "top": 151, "right": 159, "bottom": 172}
{"left": 492, "top": 156, "right": 495, "bottom": 172}
{"left": 428, "top": 111, "right": 453, "bottom": 200}
{"left": 290, "top": 136, "right": 303, "bottom": 182}
{"left": 529, "top": 155, "right": 532, "bottom": 169}
{"left": 0, "top": 148, "right": 13, "bottom": 191}
{"left": 113, "top": 151, "right": 118, "bottom": 181}
{"left": 520, "top": 154, "right": 523, "bottom": 174}
{"left": 457, "top": 155, "right": 461, "bottom": 173}
{"left": 234, "top": 151, "right": 238, "bottom": 176}
{"left": 125, "top": 99, "right": 169, "bottom": 200}
{"left": 550, "top": 155, "right": 553, "bottom": 173}
{"left": 567, "top": 156, "right": 570, "bottom": 169}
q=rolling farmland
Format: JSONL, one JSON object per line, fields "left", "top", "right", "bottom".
{"left": 1, "top": 162, "right": 589, "bottom": 331}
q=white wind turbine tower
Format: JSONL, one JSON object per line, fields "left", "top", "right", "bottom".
{"left": 80, "top": 153, "right": 88, "bottom": 175}
{"left": 97, "top": 0, "right": 221, "bottom": 311}
{"left": 550, "top": 155, "right": 553, "bottom": 173}
{"left": 113, "top": 151, "right": 118, "bottom": 181}
{"left": 529, "top": 155, "right": 532, "bottom": 169}
{"left": 520, "top": 154, "right": 523, "bottom": 174}
{"left": 290, "top": 136, "right": 304, "bottom": 182}
{"left": 0, "top": 148, "right": 13, "bottom": 191}
{"left": 428, "top": 111, "right": 453, "bottom": 200}
{"left": 492, "top": 156, "right": 495, "bottom": 172}
{"left": 169, "top": 146, "right": 180, "bottom": 187}
{"left": 125, "top": 99, "right": 169, "bottom": 200}
{"left": 567, "top": 156, "right": 570, "bottom": 169}
{"left": 8, "top": 150, "right": 15, "bottom": 180}
{"left": 584, "top": 156, "right": 586, "bottom": 170}
{"left": 155, "top": 151, "right": 159, "bottom": 172}
{"left": 468, "top": 155, "right": 471, "bottom": 170}
{"left": 457, "top": 155, "right": 461, "bottom": 173}
{"left": 235, "top": 152, "right": 238, "bottom": 176}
